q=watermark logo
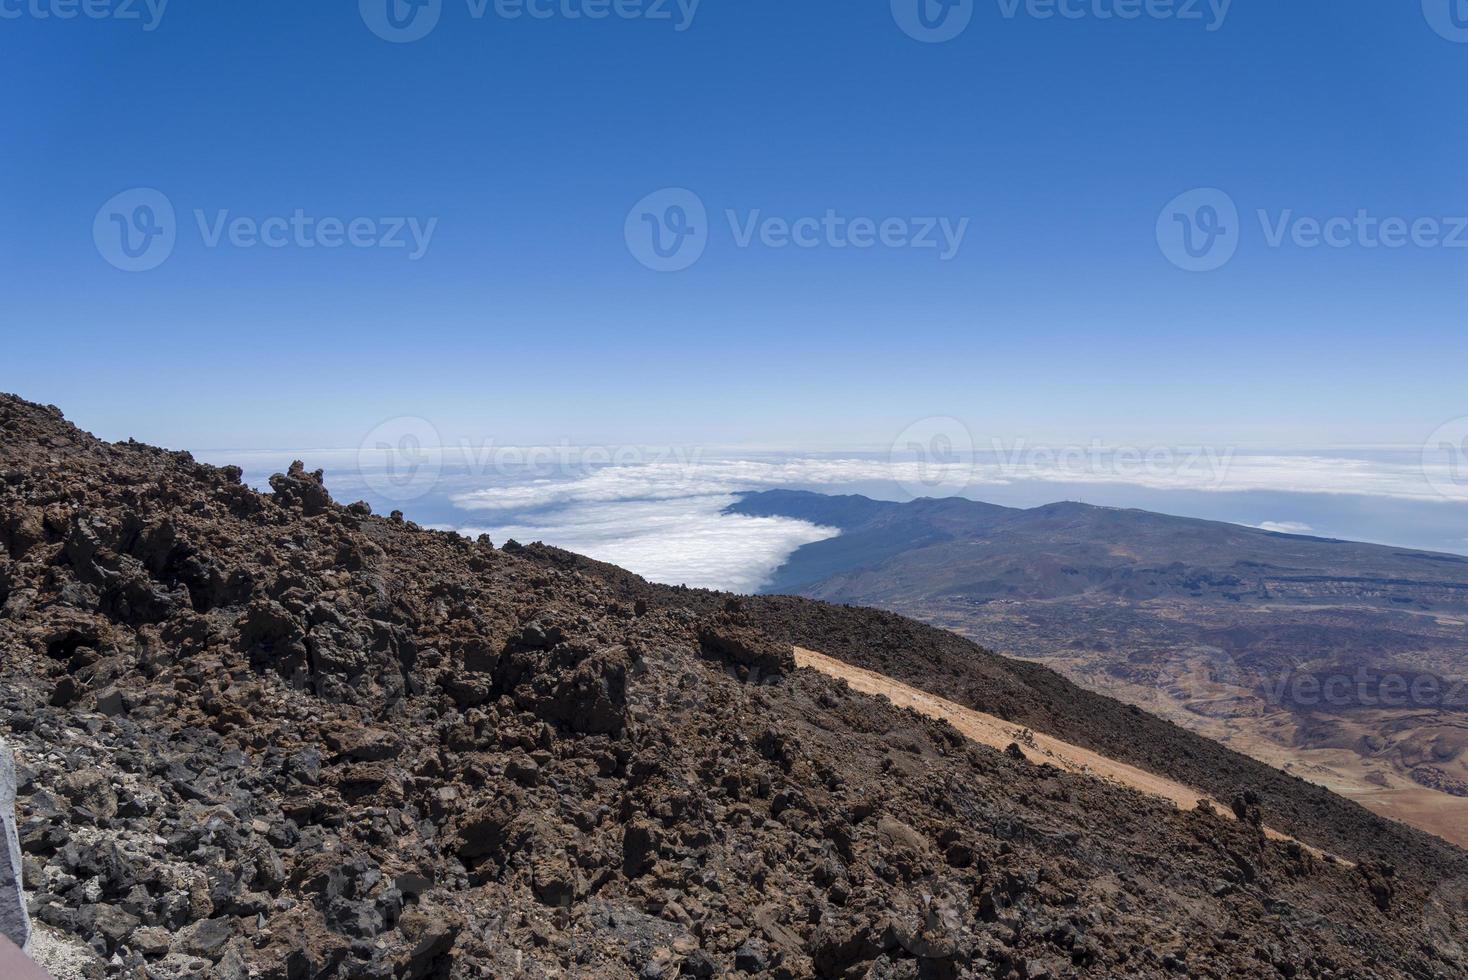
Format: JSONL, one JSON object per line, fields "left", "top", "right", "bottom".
{"left": 1423, "top": 0, "right": 1468, "bottom": 42}
{"left": 1258, "top": 210, "right": 1468, "bottom": 251}
{"left": 489, "top": 0, "right": 700, "bottom": 30}
{"left": 894, "top": 0, "right": 1233, "bottom": 41}
{"left": 92, "top": 190, "right": 439, "bottom": 270}
{"left": 1424, "top": 417, "right": 1468, "bottom": 501}
{"left": 989, "top": 439, "right": 1235, "bottom": 488}
{"left": 355, "top": 419, "right": 712, "bottom": 507}
{"left": 0, "top": 0, "right": 168, "bottom": 30}
{"left": 93, "top": 188, "right": 176, "bottom": 272}
{"left": 892, "top": 0, "right": 974, "bottom": 42}
{"left": 1160, "top": 190, "right": 1468, "bottom": 273}
{"left": 358, "top": 416, "right": 444, "bottom": 502}
{"left": 361, "top": 0, "right": 699, "bottom": 42}
{"left": 996, "top": 0, "right": 1232, "bottom": 31}
{"left": 626, "top": 188, "right": 709, "bottom": 272}
{"left": 1157, "top": 659, "right": 1466, "bottom": 713}
{"left": 193, "top": 210, "right": 438, "bottom": 259}
{"left": 727, "top": 210, "right": 968, "bottom": 260}
{"left": 626, "top": 188, "right": 971, "bottom": 272}
{"left": 1257, "top": 667, "right": 1465, "bottom": 710}
{"left": 360, "top": 0, "right": 442, "bottom": 42}
{"left": 1157, "top": 188, "right": 1239, "bottom": 272}
{"left": 891, "top": 417, "right": 975, "bottom": 498}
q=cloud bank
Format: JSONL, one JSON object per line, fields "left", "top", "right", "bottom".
{"left": 204, "top": 443, "right": 1468, "bottom": 592}
{"left": 452, "top": 494, "right": 839, "bottom": 594}
{"left": 1253, "top": 521, "right": 1316, "bottom": 535}
{"left": 444, "top": 448, "right": 1468, "bottom": 513}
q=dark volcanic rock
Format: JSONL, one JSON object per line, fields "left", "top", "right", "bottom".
{"left": 698, "top": 605, "right": 796, "bottom": 680}
{"left": 0, "top": 393, "right": 1465, "bottom": 980}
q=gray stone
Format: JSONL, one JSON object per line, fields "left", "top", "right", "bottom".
{"left": 0, "top": 738, "right": 32, "bottom": 952}
{"left": 175, "top": 915, "right": 236, "bottom": 958}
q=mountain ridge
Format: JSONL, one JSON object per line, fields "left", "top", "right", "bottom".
{"left": 724, "top": 488, "right": 1468, "bottom": 849}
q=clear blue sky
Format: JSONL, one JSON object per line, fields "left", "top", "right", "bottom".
{"left": 3, "top": 1, "right": 1465, "bottom": 451}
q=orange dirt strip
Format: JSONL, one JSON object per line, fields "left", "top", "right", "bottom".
{"left": 792, "top": 647, "right": 1347, "bottom": 864}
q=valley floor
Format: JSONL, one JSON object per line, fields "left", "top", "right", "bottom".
{"left": 1026, "top": 650, "right": 1468, "bottom": 850}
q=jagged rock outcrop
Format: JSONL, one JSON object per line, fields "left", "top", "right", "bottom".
{"left": 697, "top": 601, "right": 797, "bottom": 681}
{"left": 1, "top": 393, "right": 1467, "bottom": 979}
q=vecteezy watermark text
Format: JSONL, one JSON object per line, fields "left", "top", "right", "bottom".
{"left": 360, "top": 0, "right": 699, "bottom": 43}
{"left": 1259, "top": 210, "right": 1468, "bottom": 251}
{"left": 1158, "top": 188, "right": 1468, "bottom": 272}
{"left": 996, "top": 0, "right": 1232, "bottom": 29}
{"left": 1156, "top": 653, "right": 1468, "bottom": 718}
{"left": 626, "top": 188, "right": 970, "bottom": 272}
{"left": 1424, "top": 417, "right": 1468, "bottom": 501}
{"left": 0, "top": 0, "right": 167, "bottom": 30}
{"left": 991, "top": 438, "right": 1236, "bottom": 487}
{"left": 357, "top": 416, "right": 707, "bottom": 502}
{"left": 891, "top": 0, "right": 1231, "bottom": 43}
{"left": 93, "top": 189, "right": 438, "bottom": 271}
{"left": 727, "top": 211, "right": 969, "bottom": 259}
{"left": 194, "top": 210, "right": 437, "bottom": 259}
{"left": 886, "top": 417, "right": 1238, "bottom": 499}
{"left": 890, "top": 417, "right": 976, "bottom": 498}
{"left": 1257, "top": 667, "right": 1468, "bottom": 711}
{"left": 1422, "top": 0, "right": 1468, "bottom": 43}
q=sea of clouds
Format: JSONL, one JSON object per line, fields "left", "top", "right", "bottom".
{"left": 205, "top": 444, "right": 1468, "bottom": 593}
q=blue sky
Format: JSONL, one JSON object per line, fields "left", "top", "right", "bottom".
{"left": 3, "top": 0, "right": 1467, "bottom": 453}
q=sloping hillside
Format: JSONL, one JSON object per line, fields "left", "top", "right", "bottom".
{"left": 2, "top": 396, "right": 1467, "bottom": 979}
{"left": 724, "top": 490, "right": 1468, "bottom": 847}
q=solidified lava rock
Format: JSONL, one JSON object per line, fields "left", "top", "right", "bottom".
{"left": 697, "top": 603, "right": 796, "bottom": 681}
{"left": 0, "top": 393, "right": 1466, "bottom": 979}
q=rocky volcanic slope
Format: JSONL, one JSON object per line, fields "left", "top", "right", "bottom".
{"left": 719, "top": 491, "right": 1468, "bottom": 818}
{"left": 516, "top": 546, "right": 1468, "bottom": 884}
{"left": 2, "top": 395, "right": 1467, "bottom": 979}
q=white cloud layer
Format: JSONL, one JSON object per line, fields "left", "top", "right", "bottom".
{"left": 452, "top": 494, "right": 839, "bottom": 594}
{"left": 1253, "top": 521, "right": 1316, "bottom": 534}
{"left": 445, "top": 448, "right": 1468, "bottom": 512}
{"left": 214, "top": 444, "right": 1468, "bottom": 507}
{"left": 207, "top": 443, "right": 1468, "bottom": 593}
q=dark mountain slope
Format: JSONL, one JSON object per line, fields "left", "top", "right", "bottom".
{"left": 724, "top": 490, "right": 1468, "bottom": 849}
{"left": 2, "top": 396, "right": 1467, "bottom": 979}
{"left": 517, "top": 543, "right": 1468, "bottom": 888}
{"left": 728, "top": 490, "right": 1468, "bottom": 606}
{"left": 719, "top": 492, "right": 1010, "bottom": 594}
